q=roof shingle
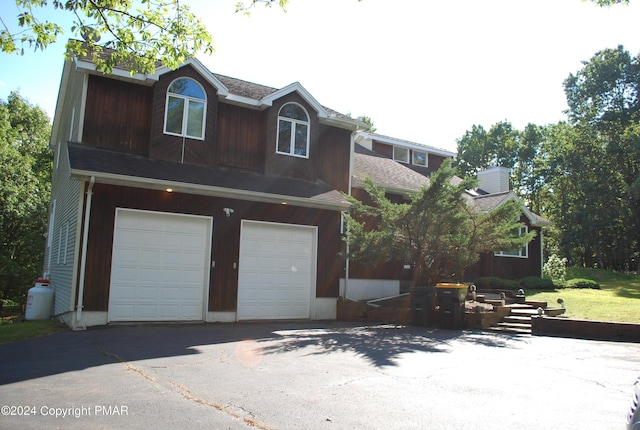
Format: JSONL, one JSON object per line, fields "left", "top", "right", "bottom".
{"left": 67, "top": 143, "right": 348, "bottom": 208}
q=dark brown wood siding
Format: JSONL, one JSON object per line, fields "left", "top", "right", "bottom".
{"left": 317, "top": 124, "right": 351, "bottom": 192}
{"left": 149, "top": 65, "right": 218, "bottom": 166}
{"left": 464, "top": 219, "right": 543, "bottom": 281}
{"left": 80, "top": 184, "right": 343, "bottom": 313}
{"left": 265, "top": 93, "right": 319, "bottom": 181}
{"left": 215, "top": 103, "right": 266, "bottom": 172}
{"left": 372, "top": 141, "right": 393, "bottom": 158}
{"left": 427, "top": 153, "right": 449, "bottom": 172}
{"left": 83, "top": 75, "right": 152, "bottom": 154}
{"left": 372, "top": 141, "right": 453, "bottom": 176}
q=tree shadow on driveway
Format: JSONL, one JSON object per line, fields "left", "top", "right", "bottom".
{"left": 258, "top": 324, "right": 527, "bottom": 367}
{"left": 0, "top": 322, "right": 526, "bottom": 385}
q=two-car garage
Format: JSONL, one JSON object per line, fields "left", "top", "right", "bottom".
{"left": 107, "top": 209, "right": 317, "bottom": 322}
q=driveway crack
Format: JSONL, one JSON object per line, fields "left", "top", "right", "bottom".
{"left": 96, "top": 345, "right": 271, "bottom": 429}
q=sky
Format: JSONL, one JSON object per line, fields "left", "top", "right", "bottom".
{"left": 1, "top": 0, "right": 640, "bottom": 153}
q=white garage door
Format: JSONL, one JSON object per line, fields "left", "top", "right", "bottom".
{"left": 108, "top": 209, "right": 211, "bottom": 322}
{"left": 237, "top": 221, "right": 316, "bottom": 320}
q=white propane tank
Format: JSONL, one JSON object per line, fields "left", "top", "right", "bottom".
{"left": 25, "top": 279, "right": 54, "bottom": 320}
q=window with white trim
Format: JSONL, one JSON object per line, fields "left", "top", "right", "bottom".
{"left": 495, "top": 226, "right": 528, "bottom": 258}
{"left": 164, "top": 78, "right": 206, "bottom": 140}
{"left": 277, "top": 103, "right": 310, "bottom": 158}
{"left": 393, "top": 146, "right": 409, "bottom": 163}
{"left": 413, "top": 150, "right": 427, "bottom": 167}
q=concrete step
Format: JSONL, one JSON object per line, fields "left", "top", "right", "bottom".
{"left": 490, "top": 322, "right": 532, "bottom": 334}
{"left": 488, "top": 303, "right": 538, "bottom": 334}
{"left": 510, "top": 308, "right": 543, "bottom": 316}
{"left": 503, "top": 315, "right": 532, "bottom": 323}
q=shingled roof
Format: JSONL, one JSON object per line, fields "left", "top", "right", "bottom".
{"left": 213, "top": 73, "right": 278, "bottom": 100}
{"left": 67, "top": 143, "right": 349, "bottom": 210}
{"left": 211, "top": 72, "right": 355, "bottom": 123}
{"left": 73, "top": 42, "right": 361, "bottom": 128}
{"left": 352, "top": 144, "right": 551, "bottom": 226}
{"left": 352, "top": 144, "right": 430, "bottom": 194}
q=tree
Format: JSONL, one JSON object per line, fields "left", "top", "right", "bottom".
{"left": 559, "top": 46, "right": 640, "bottom": 270}
{"left": 344, "top": 161, "right": 534, "bottom": 288}
{"left": 587, "top": 0, "right": 629, "bottom": 5}
{"left": 356, "top": 115, "right": 376, "bottom": 133}
{"left": 454, "top": 124, "right": 491, "bottom": 178}
{"left": 235, "top": 0, "right": 289, "bottom": 15}
{"left": 0, "top": 91, "right": 52, "bottom": 306}
{"left": 1, "top": 0, "right": 217, "bottom": 75}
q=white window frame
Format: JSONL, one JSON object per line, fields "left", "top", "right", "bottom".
{"left": 46, "top": 199, "right": 56, "bottom": 270}
{"left": 164, "top": 78, "right": 207, "bottom": 140}
{"left": 57, "top": 227, "right": 63, "bottom": 265}
{"left": 276, "top": 102, "right": 310, "bottom": 159}
{"left": 393, "top": 146, "right": 409, "bottom": 163}
{"left": 495, "top": 226, "right": 529, "bottom": 258}
{"left": 412, "top": 150, "right": 428, "bottom": 167}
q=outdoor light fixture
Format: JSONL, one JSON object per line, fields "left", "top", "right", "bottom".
{"left": 223, "top": 208, "right": 234, "bottom": 217}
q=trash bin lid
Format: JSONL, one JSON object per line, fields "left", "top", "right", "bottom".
{"left": 435, "top": 283, "right": 467, "bottom": 289}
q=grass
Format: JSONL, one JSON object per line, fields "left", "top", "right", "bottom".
{"left": 527, "top": 267, "right": 640, "bottom": 323}
{"left": 0, "top": 306, "right": 67, "bottom": 344}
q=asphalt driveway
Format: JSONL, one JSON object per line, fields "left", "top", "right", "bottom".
{"left": 1, "top": 322, "right": 639, "bottom": 430}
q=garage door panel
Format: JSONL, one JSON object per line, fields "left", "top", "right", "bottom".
{"left": 237, "top": 221, "right": 316, "bottom": 320}
{"left": 109, "top": 210, "right": 211, "bottom": 322}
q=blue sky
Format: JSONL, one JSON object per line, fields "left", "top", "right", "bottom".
{"left": 1, "top": 0, "right": 640, "bottom": 152}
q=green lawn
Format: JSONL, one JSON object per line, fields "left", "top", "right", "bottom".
{"left": 0, "top": 313, "right": 67, "bottom": 344}
{"left": 527, "top": 267, "right": 640, "bottom": 323}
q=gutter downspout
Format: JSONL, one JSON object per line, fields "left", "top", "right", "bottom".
{"left": 75, "top": 176, "right": 95, "bottom": 329}
{"left": 344, "top": 130, "right": 357, "bottom": 300}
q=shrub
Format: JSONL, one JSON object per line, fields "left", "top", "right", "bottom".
{"left": 474, "top": 277, "right": 520, "bottom": 290}
{"left": 519, "top": 277, "right": 555, "bottom": 290}
{"left": 565, "top": 278, "right": 601, "bottom": 289}
{"left": 543, "top": 254, "right": 567, "bottom": 282}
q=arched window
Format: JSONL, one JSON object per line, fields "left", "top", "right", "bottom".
{"left": 164, "top": 78, "right": 206, "bottom": 140}
{"left": 276, "top": 103, "right": 310, "bottom": 158}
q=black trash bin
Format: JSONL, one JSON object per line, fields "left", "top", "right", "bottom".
{"left": 435, "top": 283, "right": 468, "bottom": 329}
{"left": 411, "top": 286, "right": 434, "bottom": 327}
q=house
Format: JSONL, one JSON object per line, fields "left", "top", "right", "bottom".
{"left": 354, "top": 132, "right": 455, "bottom": 176}
{"left": 344, "top": 144, "right": 550, "bottom": 301}
{"left": 45, "top": 50, "right": 363, "bottom": 328}
{"left": 45, "top": 47, "right": 549, "bottom": 327}
{"left": 464, "top": 166, "right": 552, "bottom": 281}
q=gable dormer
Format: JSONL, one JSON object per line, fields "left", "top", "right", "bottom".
{"left": 66, "top": 47, "right": 360, "bottom": 189}
{"left": 264, "top": 91, "right": 321, "bottom": 181}
{"left": 149, "top": 64, "right": 224, "bottom": 165}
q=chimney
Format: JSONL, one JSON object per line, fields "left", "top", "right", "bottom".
{"left": 478, "top": 166, "right": 510, "bottom": 194}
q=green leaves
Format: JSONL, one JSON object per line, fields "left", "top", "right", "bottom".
{"left": 2, "top": 0, "right": 216, "bottom": 75}
{"left": 344, "top": 160, "right": 531, "bottom": 287}
{"left": 0, "top": 91, "right": 52, "bottom": 303}
{"left": 236, "top": 0, "right": 289, "bottom": 16}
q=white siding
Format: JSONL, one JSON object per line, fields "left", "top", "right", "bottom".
{"left": 478, "top": 166, "right": 510, "bottom": 194}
